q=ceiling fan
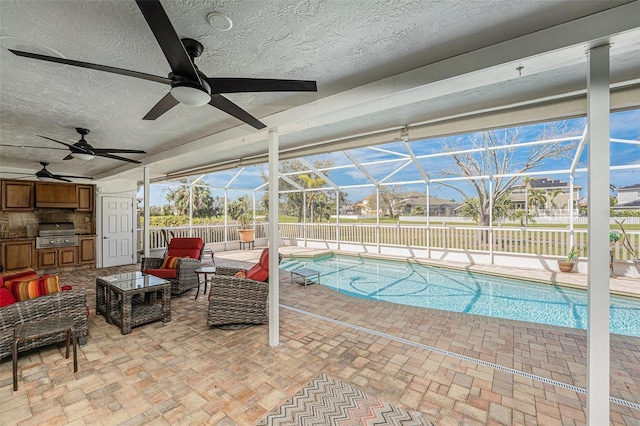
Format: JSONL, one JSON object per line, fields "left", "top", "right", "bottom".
{"left": 1, "top": 162, "right": 93, "bottom": 183}
{"left": 9, "top": 0, "right": 317, "bottom": 130}
{"left": 36, "top": 127, "right": 146, "bottom": 164}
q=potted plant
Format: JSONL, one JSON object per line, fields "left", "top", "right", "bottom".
{"left": 615, "top": 219, "right": 640, "bottom": 274}
{"left": 558, "top": 244, "right": 583, "bottom": 273}
{"left": 237, "top": 213, "right": 255, "bottom": 243}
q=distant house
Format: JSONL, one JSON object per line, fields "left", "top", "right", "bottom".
{"left": 396, "top": 191, "right": 461, "bottom": 216}
{"left": 612, "top": 183, "right": 640, "bottom": 211}
{"left": 510, "top": 177, "right": 581, "bottom": 214}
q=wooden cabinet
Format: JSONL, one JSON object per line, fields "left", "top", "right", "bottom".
{"left": 78, "top": 236, "right": 96, "bottom": 264}
{"left": 0, "top": 239, "right": 36, "bottom": 270}
{"left": 36, "top": 247, "right": 78, "bottom": 269}
{"left": 76, "top": 185, "right": 94, "bottom": 212}
{"left": 1, "top": 180, "right": 34, "bottom": 211}
{"left": 35, "top": 182, "right": 77, "bottom": 208}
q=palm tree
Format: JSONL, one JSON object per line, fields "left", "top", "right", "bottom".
{"left": 546, "top": 189, "right": 564, "bottom": 215}
{"left": 528, "top": 189, "right": 547, "bottom": 217}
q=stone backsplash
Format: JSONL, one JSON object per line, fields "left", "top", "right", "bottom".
{"left": 0, "top": 209, "right": 95, "bottom": 238}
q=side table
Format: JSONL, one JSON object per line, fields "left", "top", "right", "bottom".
{"left": 195, "top": 266, "right": 217, "bottom": 300}
{"left": 239, "top": 240, "right": 254, "bottom": 250}
{"left": 13, "top": 317, "right": 78, "bottom": 391}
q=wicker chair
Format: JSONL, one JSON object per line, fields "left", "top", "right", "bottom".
{"left": 0, "top": 289, "right": 88, "bottom": 361}
{"left": 142, "top": 237, "right": 204, "bottom": 295}
{"left": 207, "top": 248, "right": 281, "bottom": 329}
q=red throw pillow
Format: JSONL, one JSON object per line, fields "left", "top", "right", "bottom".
{"left": 5, "top": 274, "right": 61, "bottom": 302}
{"left": 160, "top": 256, "right": 180, "bottom": 269}
{"left": 0, "top": 287, "right": 16, "bottom": 307}
{"left": 246, "top": 263, "right": 269, "bottom": 282}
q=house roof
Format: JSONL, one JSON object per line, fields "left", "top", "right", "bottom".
{"left": 619, "top": 183, "right": 640, "bottom": 190}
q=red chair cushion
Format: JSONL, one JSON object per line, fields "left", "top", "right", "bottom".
{"left": 145, "top": 269, "right": 177, "bottom": 279}
{"left": 0, "top": 269, "right": 40, "bottom": 287}
{"left": 167, "top": 238, "right": 204, "bottom": 260}
{"left": 246, "top": 263, "right": 269, "bottom": 282}
{"left": 259, "top": 248, "right": 270, "bottom": 270}
{"left": 0, "top": 287, "right": 16, "bottom": 307}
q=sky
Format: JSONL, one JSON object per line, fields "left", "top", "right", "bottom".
{"left": 142, "top": 108, "right": 640, "bottom": 207}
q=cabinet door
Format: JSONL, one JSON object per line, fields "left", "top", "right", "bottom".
{"left": 58, "top": 247, "right": 78, "bottom": 266}
{"left": 76, "top": 185, "right": 94, "bottom": 212}
{"left": 79, "top": 236, "right": 96, "bottom": 264}
{"left": 37, "top": 248, "right": 58, "bottom": 269}
{"left": 35, "top": 182, "right": 77, "bottom": 208}
{"left": 1, "top": 180, "right": 34, "bottom": 211}
{"left": 1, "top": 239, "right": 36, "bottom": 270}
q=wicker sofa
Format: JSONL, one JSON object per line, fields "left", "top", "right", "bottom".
{"left": 0, "top": 270, "right": 88, "bottom": 361}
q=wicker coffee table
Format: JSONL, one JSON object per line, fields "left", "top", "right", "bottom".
{"left": 96, "top": 272, "right": 171, "bottom": 335}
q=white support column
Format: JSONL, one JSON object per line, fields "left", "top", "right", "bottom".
{"left": 188, "top": 185, "right": 193, "bottom": 237}
{"left": 336, "top": 190, "right": 340, "bottom": 250}
{"left": 586, "top": 44, "right": 610, "bottom": 425}
{"left": 489, "top": 180, "right": 494, "bottom": 264}
{"left": 376, "top": 188, "right": 380, "bottom": 253}
{"left": 303, "top": 191, "right": 307, "bottom": 247}
{"left": 224, "top": 189, "right": 228, "bottom": 246}
{"left": 143, "top": 166, "right": 150, "bottom": 257}
{"left": 569, "top": 174, "right": 575, "bottom": 248}
{"left": 426, "top": 183, "right": 431, "bottom": 259}
{"left": 268, "top": 129, "right": 280, "bottom": 347}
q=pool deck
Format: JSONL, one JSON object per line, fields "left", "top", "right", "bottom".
{"left": 274, "top": 246, "right": 640, "bottom": 298}
{"left": 1, "top": 247, "right": 639, "bottom": 425}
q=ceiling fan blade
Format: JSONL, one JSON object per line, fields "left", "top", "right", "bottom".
{"left": 63, "top": 154, "right": 74, "bottom": 160}
{"left": 37, "top": 135, "right": 76, "bottom": 149}
{"left": 206, "top": 78, "right": 317, "bottom": 94}
{"left": 209, "top": 94, "right": 266, "bottom": 130}
{"left": 93, "top": 148, "right": 147, "bottom": 154}
{"left": 135, "top": 0, "right": 201, "bottom": 83}
{"left": 142, "top": 93, "right": 179, "bottom": 120}
{"left": 56, "top": 174, "right": 93, "bottom": 180}
{"left": 0, "top": 144, "right": 67, "bottom": 151}
{"left": 9, "top": 50, "right": 171, "bottom": 85}
{"left": 52, "top": 175, "right": 72, "bottom": 183}
{"left": 96, "top": 153, "right": 143, "bottom": 164}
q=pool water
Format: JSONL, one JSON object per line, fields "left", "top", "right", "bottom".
{"left": 281, "top": 254, "right": 640, "bottom": 337}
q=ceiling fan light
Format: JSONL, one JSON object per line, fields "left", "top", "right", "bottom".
{"left": 170, "top": 83, "right": 211, "bottom": 106}
{"left": 71, "top": 152, "right": 95, "bottom": 160}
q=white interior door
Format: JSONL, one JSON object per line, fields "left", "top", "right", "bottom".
{"left": 102, "top": 196, "right": 135, "bottom": 267}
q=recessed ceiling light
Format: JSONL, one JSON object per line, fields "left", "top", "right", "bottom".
{"left": 207, "top": 12, "right": 233, "bottom": 32}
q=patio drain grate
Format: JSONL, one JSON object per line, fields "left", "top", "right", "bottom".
{"left": 282, "top": 304, "right": 640, "bottom": 412}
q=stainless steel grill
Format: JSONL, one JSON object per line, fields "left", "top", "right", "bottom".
{"left": 36, "top": 222, "right": 78, "bottom": 249}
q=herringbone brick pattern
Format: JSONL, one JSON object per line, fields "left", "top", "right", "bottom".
{"left": 0, "top": 249, "right": 638, "bottom": 425}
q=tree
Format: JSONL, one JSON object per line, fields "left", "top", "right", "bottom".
{"left": 546, "top": 189, "right": 564, "bottom": 213}
{"left": 460, "top": 192, "right": 513, "bottom": 224}
{"left": 228, "top": 195, "right": 250, "bottom": 220}
{"left": 165, "top": 182, "right": 218, "bottom": 217}
{"left": 260, "top": 156, "right": 344, "bottom": 222}
{"left": 375, "top": 185, "right": 407, "bottom": 217}
{"left": 438, "top": 124, "right": 577, "bottom": 225}
{"left": 528, "top": 189, "right": 547, "bottom": 216}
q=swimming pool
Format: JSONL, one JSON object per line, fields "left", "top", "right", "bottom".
{"left": 281, "top": 254, "right": 640, "bottom": 338}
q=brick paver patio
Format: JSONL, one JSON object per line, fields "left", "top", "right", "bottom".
{"left": 1, "top": 248, "right": 639, "bottom": 425}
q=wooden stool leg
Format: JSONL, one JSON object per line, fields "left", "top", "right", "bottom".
{"left": 71, "top": 326, "right": 78, "bottom": 373}
{"left": 65, "top": 329, "right": 70, "bottom": 359}
{"left": 13, "top": 333, "right": 19, "bottom": 391}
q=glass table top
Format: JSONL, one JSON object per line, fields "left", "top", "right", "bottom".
{"left": 98, "top": 271, "right": 168, "bottom": 291}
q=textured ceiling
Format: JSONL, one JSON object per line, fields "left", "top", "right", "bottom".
{"left": 0, "top": 0, "right": 638, "bottom": 183}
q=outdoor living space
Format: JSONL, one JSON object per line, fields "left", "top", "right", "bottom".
{"left": 1, "top": 247, "right": 639, "bottom": 425}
